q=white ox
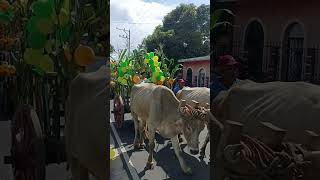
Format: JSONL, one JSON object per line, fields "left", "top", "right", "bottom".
{"left": 211, "top": 81, "right": 320, "bottom": 163}
{"left": 130, "top": 83, "right": 209, "bottom": 175}
{"left": 176, "top": 87, "right": 210, "bottom": 156}
{"left": 65, "top": 66, "right": 108, "bottom": 180}
{"left": 176, "top": 87, "right": 210, "bottom": 106}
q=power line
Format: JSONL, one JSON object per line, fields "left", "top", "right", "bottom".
{"left": 116, "top": 27, "right": 131, "bottom": 56}
{"left": 111, "top": 21, "right": 162, "bottom": 24}
{"left": 111, "top": 20, "right": 199, "bottom": 25}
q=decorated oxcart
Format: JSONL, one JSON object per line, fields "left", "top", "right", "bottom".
{"left": 110, "top": 48, "right": 179, "bottom": 128}
{"left": 1, "top": 0, "right": 108, "bottom": 179}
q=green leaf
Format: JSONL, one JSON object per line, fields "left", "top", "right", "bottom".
{"left": 32, "top": 66, "right": 45, "bottom": 77}
{"left": 39, "top": 55, "right": 54, "bottom": 72}
{"left": 27, "top": 16, "right": 39, "bottom": 32}
{"left": 31, "top": 0, "right": 54, "bottom": 18}
{"left": 27, "top": 30, "right": 47, "bottom": 49}
{"left": 36, "top": 18, "right": 54, "bottom": 34}
{"left": 60, "top": 24, "right": 72, "bottom": 42}
{"left": 89, "top": 17, "right": 100, "bottom": 25}
{"left": 149, "top": 52, "right": 154, "bottom": 58}
{"left": 45, "top": 40, "right": 53, "bottom": 53}
{"left": 0, "top": 13, "right": 10, "bottom": 24}
{"left": 119, "top": 49, "right": 127, "bottom": 61}
{"left": 62, "top": 0, "right": 70, "bottom": 10}
{"left": 59, "top": 8, "right": 69, "bottom": 26}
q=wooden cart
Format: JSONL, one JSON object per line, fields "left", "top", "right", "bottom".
{"left": 111, "top": 88, "right": 131, "bottom": 128}
{"left": 3, "top": 71, "right": 68, "bottom": 179}
{"left": 214, "top": 121, "right": 320, "bottom": 180}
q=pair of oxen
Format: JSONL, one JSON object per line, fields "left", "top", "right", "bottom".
{"left": 66, "top": 66, "right": 320, "bottom": 179}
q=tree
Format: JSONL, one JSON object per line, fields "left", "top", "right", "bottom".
{"left": 142, "top": 3, "right": 209, "bottom": 61}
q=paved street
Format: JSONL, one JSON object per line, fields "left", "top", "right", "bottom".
{"left": 110, "top": 101, "right": 210, "bottom": 180}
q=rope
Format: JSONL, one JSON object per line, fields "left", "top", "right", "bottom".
{"left": 224, "top": 134, "right": 312, "bottom": 180}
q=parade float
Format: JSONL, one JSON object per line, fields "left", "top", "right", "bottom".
{"left": 110, "top": 47, "right": 182, "bottom": 128}
{"left": 1, "top": 0, "right": 108, "bottom": 179}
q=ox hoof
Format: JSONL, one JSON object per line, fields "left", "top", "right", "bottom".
{"left": 134, "top": 143, "right": 141, "bottom": 150}
{"left": 146, "top": 162, "right": 155, "bottom": 170}
{"left": 139, "top": 143, "right": 146, "bottom": 148}
{"left": 183, "top": 167, "right": 192, "bottom": 175}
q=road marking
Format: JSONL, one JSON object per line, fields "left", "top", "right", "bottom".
{"left": 110, "top": 122, "right": 140, "bottom": 180}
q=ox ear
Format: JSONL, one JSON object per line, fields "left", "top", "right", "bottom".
{"left": 180, "top": 99, "right": 187, "bottom": 107}
{"left": 192, "top": 100, "right": 200, "bottom": 109}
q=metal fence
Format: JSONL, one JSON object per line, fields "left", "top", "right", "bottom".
{"left": 213, "top": 41, "right": 320, "bottom": 84}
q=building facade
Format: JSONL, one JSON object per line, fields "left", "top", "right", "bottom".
{"left": 215, "top": 0, "right": 320, "bottom": 84}
{"left": 178, "top": 55, "right": 210, "bottom": 87}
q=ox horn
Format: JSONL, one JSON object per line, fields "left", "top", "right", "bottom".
{"left": 192, "top": 100, "right": 199, "bottom": 109}
{"left": 178, "top": 99, "right": 187, "bottom": 112}
{"left": 180, "top": 100, "right": 187, "bottom": 107}
{"left": 223, "top": 144, "right": 243, "bottom": 164}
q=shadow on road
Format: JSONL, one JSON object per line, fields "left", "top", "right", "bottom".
{"left": 113, "top": 120, "right": 210, "bottom": 180}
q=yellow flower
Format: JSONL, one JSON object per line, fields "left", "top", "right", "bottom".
{"left": 110, "top": 147, "right": 116, "bottom": 160}
{"left": 152, "top": 56, "right": 158, "bottom": 62}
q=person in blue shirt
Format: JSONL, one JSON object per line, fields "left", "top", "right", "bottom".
{"left": 211, "top": 55, "right": 240, "bottom": 100}
{"left": 173, "top": 79, "right": 185, "bottom": 95}
{"left": 172, "top": 71, "right": 183, "bottom": 91}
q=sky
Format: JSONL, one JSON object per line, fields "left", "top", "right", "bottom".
{"left": 110, "top": 0, "right": 210, "bottom": 57}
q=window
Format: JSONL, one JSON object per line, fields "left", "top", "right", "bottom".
{"left": 198, "top": 68, "right": 205, "bottom": 87}
{"left": 194, "top": 76, "right": 198, "bottom": 87}
{"left": 186, "top": 68, "right": 193, "bottom": 87}
{"left": 282, "top": 22, "right": 304, "bottom": 81}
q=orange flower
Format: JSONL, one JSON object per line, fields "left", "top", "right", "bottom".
{"left": 74, "top": 45, "right": 95, "bottom": 66}
{"left": 156, "top": 80, "right": 163, "bottom": 85}
{"left": 132, "top": 75, "right": 141, "bottom": 84}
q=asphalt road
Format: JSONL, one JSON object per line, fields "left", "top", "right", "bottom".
{"left": 110, "top": 101, "right": 210, "bottom": 180}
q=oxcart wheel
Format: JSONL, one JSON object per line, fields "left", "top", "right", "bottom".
{"left": 11, "top": 105, "right": 46, "bottom": 180}
{"left": 113, "top": 112, "right": 124, "bottom": 128}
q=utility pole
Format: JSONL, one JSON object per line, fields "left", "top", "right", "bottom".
{"left": 116, "top": 27, "right": 131, "bottom": 57}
